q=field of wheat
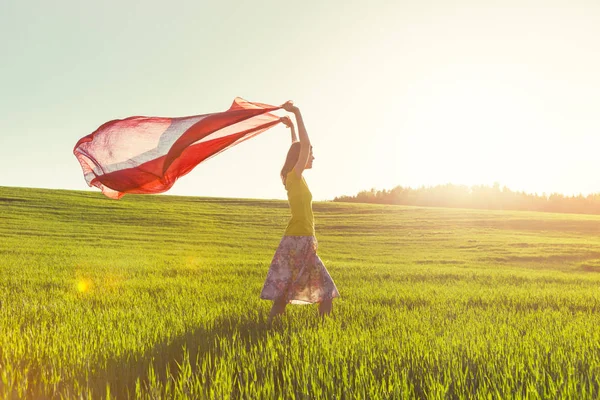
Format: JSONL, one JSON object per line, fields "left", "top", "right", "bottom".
{"left": 1, "top": 186, "right": 599, "bottom": 399}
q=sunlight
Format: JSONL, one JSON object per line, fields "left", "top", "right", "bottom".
{"left": 393, "top": 64, "right": 555, "bottom": 191}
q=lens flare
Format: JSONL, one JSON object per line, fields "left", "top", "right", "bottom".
{"left": 76, "top": 279, "right": 91, "bottom": 293}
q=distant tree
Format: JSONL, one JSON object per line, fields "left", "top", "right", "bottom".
{"left": 332, "top": 183, "right": 600, "bottom": 216}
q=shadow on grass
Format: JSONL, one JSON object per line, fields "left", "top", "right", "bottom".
{"left": 479, "top": 251, "right": 600, "bottom": 265}
{"left": 85, "top": 312, "right": 276, "bottom": 399}
{"left": 579, "top": 263, "right": 600, "bottom": 273}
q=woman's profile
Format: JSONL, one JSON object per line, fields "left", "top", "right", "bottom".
{"left": 260, "top": 101, "right": 340, "bottom": 324}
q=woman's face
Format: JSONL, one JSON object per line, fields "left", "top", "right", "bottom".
{"left": 305, "top": 149, "right": 315, "bottom": 169}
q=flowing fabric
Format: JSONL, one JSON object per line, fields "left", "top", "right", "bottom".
{"left": 73, "top": 98, "right": 282, "bottom": 199}
{"left": 261, "top": 236, "right": 340, "bottom": 304}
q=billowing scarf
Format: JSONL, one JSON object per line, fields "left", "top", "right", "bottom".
{"left": 74, "top": 98, "right": 282, "bottom": 199}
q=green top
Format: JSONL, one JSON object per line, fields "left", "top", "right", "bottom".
{"left": 284, "top": 169, "right": 315, "bottom": 236}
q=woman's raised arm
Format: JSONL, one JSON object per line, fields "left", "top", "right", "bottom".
{"left": 281, "top": 116, "right": 297, "bottom": 143}
{"left": 282, "top": 101, "right": 310, "bottom": 177}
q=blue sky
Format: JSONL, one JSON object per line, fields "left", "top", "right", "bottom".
{"left": 2, "top": 0, "right": 600, "bottom": 200}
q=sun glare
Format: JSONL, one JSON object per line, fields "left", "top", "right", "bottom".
{"left": 393, "top": 65, "right": 554, "bottom": 191}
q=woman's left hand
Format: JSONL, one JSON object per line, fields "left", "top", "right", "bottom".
{"left": 281, "top": 116, "right": 293, "bottom": 128}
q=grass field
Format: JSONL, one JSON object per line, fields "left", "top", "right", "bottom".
{"left": 1, "top": 186, "right": 600, "bottom": 399}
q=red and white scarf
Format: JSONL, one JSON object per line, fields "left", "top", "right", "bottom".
{"left": 74, "top": 98, "right": 282, "bottom": 199}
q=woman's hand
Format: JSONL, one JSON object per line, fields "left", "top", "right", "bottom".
{"left": 282, "top": 101, "right": 298, "bottom": 113}
{"left": 280, "top": 116, "right": 293, "bottom": 128}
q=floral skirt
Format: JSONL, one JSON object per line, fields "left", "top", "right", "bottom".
{"left": 260, "top": 236, "right": 340, "bottom": 304}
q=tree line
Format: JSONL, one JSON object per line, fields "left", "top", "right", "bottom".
{"left": 333, "top": 183, "right": 600, "bottom": 215}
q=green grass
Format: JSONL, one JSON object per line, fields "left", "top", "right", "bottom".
{"left": 1, "top": 186, "right": 600, "bottom": 399}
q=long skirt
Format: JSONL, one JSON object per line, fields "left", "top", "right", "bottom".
{"left": 260, "top": 236, "right": 340, "bottom": 304}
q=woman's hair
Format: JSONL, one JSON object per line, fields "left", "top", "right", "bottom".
{"left": 280, "top": 142, "right": 302, "bottom": 186}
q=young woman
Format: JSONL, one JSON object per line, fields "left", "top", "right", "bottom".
{"left": 260, "top": 101, "right": 340, "bottom": 324}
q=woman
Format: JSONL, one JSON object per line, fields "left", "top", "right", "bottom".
{"left": 260, "top": 101, "right": 340, "bottom": 324}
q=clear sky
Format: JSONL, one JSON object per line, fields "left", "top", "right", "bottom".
{"left": 1, "top": 0, "right": 599, "bottom": 200}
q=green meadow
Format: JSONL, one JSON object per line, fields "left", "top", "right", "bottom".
{"left": 1, "top": 186, "right": 600, "bottom": 399}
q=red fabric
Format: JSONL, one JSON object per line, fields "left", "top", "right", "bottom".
{"left": 74, "top": 98, "right": 282, "bottom": 199}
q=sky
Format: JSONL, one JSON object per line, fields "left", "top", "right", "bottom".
{"left": 1, "top": 0, "right": 600, "bottom": 201}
